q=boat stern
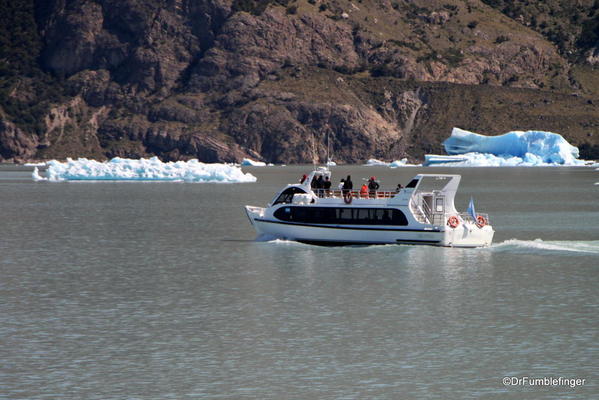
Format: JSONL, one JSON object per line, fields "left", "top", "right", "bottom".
{"left": 443, "top": 222, "right": 494, "bottom": 247}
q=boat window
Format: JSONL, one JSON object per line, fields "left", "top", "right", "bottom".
{"left": 406, "top": 179, "right": 419, "bottom": 188}
{"left": 357, "top": 209, "right": 370, "bottom": 220}
{"left": 338, "top": 208, "right": 353, "bottom": 221}
{"left": 273, "top": 187, "right": 307, "bottom": 205}
{"left": 435, "top": 197, "right": 444, "bottom": 212}
{"left": 273, "top": 207, "right": 408, "bottom": 226}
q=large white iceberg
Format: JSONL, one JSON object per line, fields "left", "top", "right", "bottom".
{"left": 432, "top": 127, "right": 584, "bottom": 166}
{"left": 33, "top": 157, "right": 257, "bottom": 183}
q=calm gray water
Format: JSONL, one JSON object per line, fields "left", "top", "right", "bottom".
{"left": 1, "top": 165, "right": 598, "bottom": 399}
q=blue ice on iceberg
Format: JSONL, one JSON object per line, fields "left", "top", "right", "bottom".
{"left": 442, "top": 127, "right": 581, "bottom": 165}
{"left": 33, "top": 157, "right": 257, "bottom": 182}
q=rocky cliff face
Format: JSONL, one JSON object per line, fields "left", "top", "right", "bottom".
{"left": 1, "top": 0, "right": 598, "bottom": 163}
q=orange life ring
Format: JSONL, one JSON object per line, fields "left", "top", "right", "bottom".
{"left": 447, "top": 215, "right": 460, "bottom": 228}
{"left": 476, "top": 215, "right": 487, "bottom": 227}
{"left": 343, "top": 192, "right": 353, "bottom": 204}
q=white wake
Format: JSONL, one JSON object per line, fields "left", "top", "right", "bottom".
{"left": 491, "top": 239, "right": 599, "bottom": 255}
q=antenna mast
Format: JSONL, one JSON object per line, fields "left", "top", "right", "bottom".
{"left": 326, "top": 127, "right": 330, "bottom": 165}
{"left": 312, "top": 130, "right": 316, "bottom": 168}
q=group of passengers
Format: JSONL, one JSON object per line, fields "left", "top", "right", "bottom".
{"left": 302, "top": 174, "right": 333, "bottom": 197}
{"left": 301, "top": 173, "right": 403, "bottom": 199}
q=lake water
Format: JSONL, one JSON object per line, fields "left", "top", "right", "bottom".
{"left": 1, "top": 165, "right": 598, "bottom": 399}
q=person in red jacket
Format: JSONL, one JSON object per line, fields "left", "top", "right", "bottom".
{"left": 360, "top": 184, "right": 368, "bottom": 198}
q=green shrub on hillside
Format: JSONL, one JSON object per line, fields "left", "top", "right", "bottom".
{"left": 0, "top": 0, "right": 65, "bottom": 134}
{"left": 232, "top": 0, "right": 292, "bottom": 15}
{"left": 481, "top": 0, "right": 599, "bottom": 59}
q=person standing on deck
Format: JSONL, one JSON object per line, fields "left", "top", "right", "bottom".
{"left": 360, "top": 183, "right": 368, "bottom": 198}
{"left": 323, "top": 176, "right": 332, "bottom": 197}
{"left": 313, "top": 175, "right": 324, "bottom": 197}
{"left": 338, "top": 179, "right": 345, "bottom": 197}
{"left": 342, "top": 175, "right": 353, "bottom": 195}
{"left": 368, "top": 176, "right": 380, "bottom": 198}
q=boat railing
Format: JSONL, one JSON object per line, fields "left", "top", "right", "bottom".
{"left": 311, "top": 189, "right": 400, "bottom": 199}
{"left": 429, "top": 213, "right": 447, "bottom": 226}
{"left": 414, "top": 212, "right": 491, "bottom": 226}
{"left": 458, "top": 212, "right": 491, "bottom": 225}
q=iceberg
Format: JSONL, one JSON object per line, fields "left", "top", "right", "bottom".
{"left": 365, "top": 158, "right": 419, "bottom": 167}
{"left": 424, "top": 153, "right": 558, "bottom": 167}
{"left": 241, "top": 158, "right": 266, "bottom": 166}
{"left": 424, "top": 155, "right": 469, "bottom": 165}
{"left": 436, "top": 127, "right": 584, "bottom": 166}
{"left": 32, "top": 157, "right": 257, "bottom": 183}
{"left": 388, "top": 158, "right": 419, "bottom": 167}
{"left": 365, "top": 158, "right": 388, "bottom": 166}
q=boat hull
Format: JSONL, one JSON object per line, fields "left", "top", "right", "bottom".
{"left": 245, "top": 206, "right": 493, "bottom": 247}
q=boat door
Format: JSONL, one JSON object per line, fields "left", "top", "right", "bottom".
{"left": 434, "top": 195, "right": 445, "bottom": 213}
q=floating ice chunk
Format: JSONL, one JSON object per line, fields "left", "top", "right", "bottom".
{"left": 444, "top": 127, "right": 582, "bottom": 165}
{"left": 365, "top": 158, "right": 419, "bottom": 167}
{"left": 389, "top": 158, "right": 413, "bottom": 167}
{"left": 241, "top": 158, "right": 266, "bottom": 166}
{"left": 365, "top": 159, "right": 389, "bottom": 166}
{"left": 424, "top": 155, "right": 469, "bottom": 165}
{"left": 33, "top": 157, "right": 257, "bottom": 182}
{"left": 32, "top": 167, "right": 44, "bottom": 181}
{"left": 24, "top": 162, "right": 47, "bottom": 167}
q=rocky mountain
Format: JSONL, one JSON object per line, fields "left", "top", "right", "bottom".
{"left": 1, "top": 0, "right": 598, "bottom": 163}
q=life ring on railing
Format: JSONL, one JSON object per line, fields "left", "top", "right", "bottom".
{"left": 343, "top": 192, "right": 353, "bottom": 204}
{"left": 447, "top": 215, "right": 460, "bottom": 229}
{"left": 476, "top": 215, "right": 487, "bottom": 227}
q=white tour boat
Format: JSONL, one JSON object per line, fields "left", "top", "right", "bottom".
{"left": 245, "top": 167, "right": 494, "bottom": 247}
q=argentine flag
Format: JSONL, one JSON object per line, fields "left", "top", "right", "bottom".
{"left": 467, "top": 197, "right": 477, "bottom": 222}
